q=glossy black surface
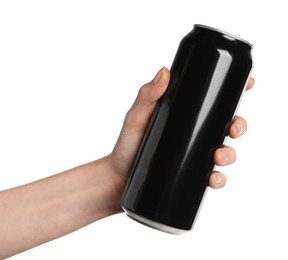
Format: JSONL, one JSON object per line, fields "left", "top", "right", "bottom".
{"left": 122, "top": 25, "right": 253, "bottom": 232}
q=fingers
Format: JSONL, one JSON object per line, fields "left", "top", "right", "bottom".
{"left": 228, "top": 77, "right": 254, "bottom": 138}
{"left": 210, "top": 114, "right": 249, "bottom": 189}
{"left": 124, "top": 67, "right": 170, "bottom": 130}
{"left": 209, "top": 76, "right": 254, "bottom": 189}
{"left": 228, "top": 77, "right": 254, "bottom": 137}
{"left": 214, "top": 146, "right": 236, "bottom": 166}
{"left": 209, "top": 172, "right": 226, "bottom": 189}
{"left": 229, "top": 115, "right": 247, "bottom": 139}
{"left": 246, "top": 77, "right": 255, "bottom": 91}
{"left": 208, "top": 146, "right": 235, "bottom": 188}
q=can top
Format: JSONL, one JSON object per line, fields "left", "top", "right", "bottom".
{"left": 194, "top": 24, "right": 253, "bottom": 48}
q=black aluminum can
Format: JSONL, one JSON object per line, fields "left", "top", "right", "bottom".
{"left": 121, "top": 24, "right": 253, "bottom": 234}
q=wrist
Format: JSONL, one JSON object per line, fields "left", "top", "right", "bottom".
{"left": 90, "top": 155, "right": 125, "bottom": 217}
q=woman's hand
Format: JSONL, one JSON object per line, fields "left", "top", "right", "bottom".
{"left": 109, "top": 67, "right": 255, "bottom": 193}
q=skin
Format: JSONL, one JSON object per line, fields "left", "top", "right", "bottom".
{"left": 0, "top": 68, "right": 254, "bottom": 259}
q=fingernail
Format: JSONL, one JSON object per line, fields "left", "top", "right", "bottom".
{"left": 220, "top": 150, "right": 230, "bottom": 162}
{"left": 152, "top": 68, "right": 163, "bottom": 84}
{"left": 235, "top": 123, "right": 245, "bottom": 137}
{"left": 216, "top": 175, "right": 221, "bottom": 184}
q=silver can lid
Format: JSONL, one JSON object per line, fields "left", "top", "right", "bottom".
{"left": 194, "top": 24, "right": 253, "bottom": 48}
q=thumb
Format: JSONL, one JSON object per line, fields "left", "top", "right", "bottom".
{"left": 124, "top": 67, "right": 170, "bottom": 129}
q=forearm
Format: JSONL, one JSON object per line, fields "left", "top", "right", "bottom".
{"left": 0, "top": 156, "right": 121, "bottom": 259}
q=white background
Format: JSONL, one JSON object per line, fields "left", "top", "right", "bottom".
{"left": 0, "top": 0, "right": 287, "bottom": 259}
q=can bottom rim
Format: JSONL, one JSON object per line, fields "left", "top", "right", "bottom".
{"left": 122, "top": 207, "right": 187, "bottom": 235}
